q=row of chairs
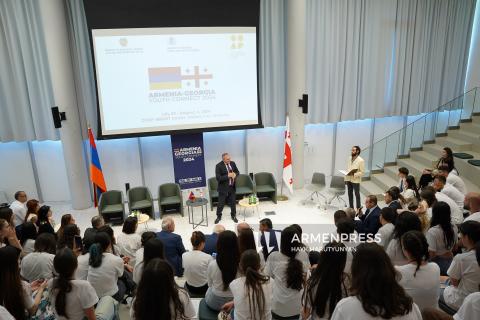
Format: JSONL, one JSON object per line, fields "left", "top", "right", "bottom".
{"left": 305, "top": 173, "right": 347, "bottom": 207}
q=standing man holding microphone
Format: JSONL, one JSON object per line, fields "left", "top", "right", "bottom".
{"left": 344, "top": 146, "right": 365, "bottom": 210}
{"left": 215, "top": 153, "right": 239, "bottom": 224}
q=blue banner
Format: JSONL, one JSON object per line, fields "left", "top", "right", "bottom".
{"left": 171, "top": 133, "right": 206, "bottom": 190}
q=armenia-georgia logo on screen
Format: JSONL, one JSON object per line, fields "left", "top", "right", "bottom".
{"left": 148, "top": 66, "right": 213, "bottom": 90}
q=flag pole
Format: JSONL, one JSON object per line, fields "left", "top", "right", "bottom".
{"left": 278, "top": 113, "right": 289, "bottom": 201}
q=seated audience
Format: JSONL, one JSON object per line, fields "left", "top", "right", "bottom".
{"left": 419, "top": 147, "right": 456, "bottom": 189}
{"left": 420, "top": 186, "right": 463, "bottom": 225}
{"left": 397, "top": 231, "right": 440, "bottom": 310}
{"left": 97, "top": 225, "right": 121, "bottom": 256}
{"left": 156, "top": 217, "right": 186, "bottom": 277}
{"left": 336, "top": 218, "right": 358, "bottom": 273}
{"left": 0, "top": 215, "right": 22, "bottom": 251}
{"left": 203, "top": 224, "right": 225, "bottom": 255}
{"left": 57, "top": 224, "right": 81, "bottom": 251}
{"left": 21, "top": 233, "right": 56, "bottom": 282}
{"left": 133, "top": 238, "right": 165, "bottom": 284}
{"left": 426, "top": 202, "right": 457, "bottom": 275}
{"left": 222, "top": 249, "right": 272, "bottom": 320}
{"left": 402, "top": 175, "right": 420, "bottom": 203}
{"left": 398, "top": 167, "right": 409, "bottom": 192}
{"left": 238, "top": 227, "right": 265, "bottom": 268}
{"left": 386, "top": 211, "right": 422, "bottom": 266}
{"left": 453, "top": 292, "right": 480, "bottom": 320}
{"left": 36, "top": 205, "right": 56, "bottom": 236}
{"left": 463, "top": 192, "right": 480, "bottom": 222}
{"left": 377, "top": 207, "right": 396, "bottom": 248}
{"left": 407, "top": 199, "right": 419, "bottom": 212}
{"left": 344, "top": 208, "right": 356, "bottom": 221}
{"left": 334, "top": 210, "right": 347, "bottom": 225}
{"left": 265, "top": 225, "right": 310, "bottom": 319}
{"left": 331, "top": 243, "right": 422, "bottom": 320}
{"left": 20, "top": 221, "right": 37, "bottom": 255}
{"left": 182, "top": 231, "right": 213, "bottom": 295}
{"left": 0, "top": 246, "right": 47, "bottom": 319}
{"left": 10, "top": 190, "right": 27, "bottom": 227}
{"left": 433, "top": 175, "right": 464, "bottom": 211}
{"left": 117, "top": 216, "right": 142, "bottom": 266}
{"left": 56, "top": 213, "right": 76, "bottom": 239}
{"left": 132, "top": 258, "right": 195, "bottom": 320}
{"left": 441, "top": 221, "right": 480, "bottom": 311}
{"left": 83, "top": 215, "right": 105, "bottom": 250}
{"left": 437, "top": 165, "right": 466, "bottom": 195}
{"left": 236, "top": 222, "right": 251, "bottom": 234}
{"left": 205, "top": 230, "right": 240, "bottom": 311}
{"left": 134, "top": 231, "right": 156, "bottom": 270}
{"left": 259, "top": 218, "right": 280, "bottom": 260}
{"left": 25, "top": 199, "right": 39, "bottom": 223}
{"left": 87, "top": 232, "right": 125, "bottom": 301}
{"left": 354, "top": 195, "right": 381, "bottom": 237}
{"left": 385, "top": 187, "right": 405, "bottom": 212}
{"left": 50, "top": 248, "right": 117, "bottom": 320}
{"left": 302, "top": 242, "right": 350, "bottom": 320}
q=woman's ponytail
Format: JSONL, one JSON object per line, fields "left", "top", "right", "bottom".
{"left": 53, "top": 248, "right": 78, "bottom": 319}
{"left": 89, "top": 232, "right": 110, "bottom": 268}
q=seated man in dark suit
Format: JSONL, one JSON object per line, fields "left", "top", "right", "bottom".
{"left": 156, "top": 217, "right": 186, "bottom": 276}
{"left": 259, "top": 218, "right": 280, "bottom": 260}
{"left": 203, "top": 224, "right": 225, "bottom": 255}
{"left": 215, "top": 152, "right": 240, "bottom": 224}
{"left": 354, "top": 195, "right": 381, "bottom": 240}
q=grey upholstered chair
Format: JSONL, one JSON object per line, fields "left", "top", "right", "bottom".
{"left": 235, "top": 174, "right": 255, "bottom": 200}
{"left": 207, "top": 177, "right": 219, "bottom": 211}
{"left": 158, "top": 183, "right": 183, "bottom": 218}
{"left": 127, "top": 186, "right": 154, "bottom": 219}
{"left": 254, "top": 172, "right": 277, "bottom": 203}
{"left": 98, "top": 190, "right": 125, "bottom": 224}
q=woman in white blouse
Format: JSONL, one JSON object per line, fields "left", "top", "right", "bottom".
{"left": 116, "top": 216, "right": 142, "bottom": 266}
{"left": 401, "top": 176, "right": 420, "bottom": 203}
{"left": 386, "top": 211, "right": 422, "bottom": 266}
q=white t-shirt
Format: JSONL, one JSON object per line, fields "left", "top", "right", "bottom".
{"left": 453, "top": 292, "right": 480, "bottom": 320}
{"left": 401, "top": 189, "right": 416, "bottom": 202}
{"left": 229, "top": 276, "right": 272, "bottom": 320}
{"left": 395, "top": 263, "right": 440, "bottom": 310}
{"left": 435, "top": 192, "right": 464, "bottom": 224}
{"left": 133, "top": 261, "right": 144, "bottom": 284}
{"left": 22, "top": 239, "right": 36, "bottom": 255}
{"left": 206, "top": 260, "right": 236, "bottom": 298}
{"left": 0, "top": 306, "right": 15, "bottom": 320}
{"left": 10, "top": 200, "right": 27, "bottom": 227}
{"left": 20, "top": 252, "right": 55, "bottom": 282}
{"left": 426, "top": 225, "right": 457, "bottom": 256}
{"left": 464, "top": 211, "right": 480, "bottom": 223}
{"left": 182, "top": 250, "right": 213, "bottom": 287}
{"left": 75, "top": 253, "right": 90, "bottom": 280}
{"left": 87, "top": 252, "right": 124, "bottom": 297}
{"left": 441, "top": 184, "right": 465, "bottom": 209}
{"left": 48, "top": 279, "right": 99, "bottom": 320}
{"left": 443, "top": 250, "right": 480, "bottom": 309}
{"left": 116, "top": 232, "right": 142, "bottom": 265}
{"left": 386, "top": 238, "right": 409, "bottom": 266}
{"left": 446, "top": 174, "right": 467, "bottom": 195}
{"left": 330, "top": 296, "right": 422, "bottom": 320}
{"left": 265, "top": 250, "right": 310, "bottom": 317}
{"left": 129, "top": 289, "right": 195, "bottom": 320}
{"left": 135, "top": 247, "right": 144, "bottom": 267}
{"left": 377, "top": 223, "right": 395, "bottom": 248}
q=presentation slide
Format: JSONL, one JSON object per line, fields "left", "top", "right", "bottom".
{"left": 91, "top": 27, "right": 259, "bottom": 137}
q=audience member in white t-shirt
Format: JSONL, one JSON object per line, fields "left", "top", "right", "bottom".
{"left": 331, "top": 243, "right": 422, "bottom": 320}
{"left": 401, "top": 175, "right": 420, "bottom": 203}
{"left": 20, "top": 221, "right": 37, "bottom": 255}
{"left": 265, "top": 225, "right": 310, "bottom": 318}
{"left": 453, "top": 291, "right": 480, "bottom": 320}
{"left": 377, "top": 207, "right": 396, "bottom": 249}
{"left": 463, "top": 192, "right": 480, "bottom": 223}
{"left": 86, "top": 232, "right": 125, "bottom": 301}
{"left": 182, "top": 231, "right": 213, "bottom": 295}
{"left": 50, "top": 248, "right": 117, "bottom": 320}
{"left": 10, "top": 190, "right": 27, "bottom": 227}
{"left": 131, "top": 258, "right": 195, "bottom": 320}
{"left": 426, "top": 202, "right": 457, "bottom": 275}
{"left": 336, "top": 218, "right": 359, "bottom": 274}
{"left": 437, "top": 166, "right": 467, "bottom": 195}
{"left": 387, "top": 211, "right": 423, "bottom": 266}
{"left": 421, "top": 186, "right": 463, "bottom": 225}
{"left": 221, "top": 249, "right": 272, "bottom": 320}
{"left": 0, "top": 246, "right": 47, "bottom": 319}
{"left": 433, "top": 175, "right": 464, "bottom": 211}
{"left": 396, "top": 230, "right": 440, "bottom": 310}
{"left": 116, "top": 216, "right": 142, "bottom": 266}
{"left": 133, "top": 232, "right": 156, "bottom": 274}
{"left": 24, "top": 199, "right": 40, "bottom": 224}
{"left": 205, "top": 230, "right": 239, "bottom": 311}
{"left": 238, "top": 227, "right": 265, "bottom": 269}
{"left": 441, "top": 221, "right": 480, "bottom": 310}
{"left": 21, "top": 233, "right": 56, "bottom": 282}
{"left": 133, "top": 238, "right": 165, "bottom": 284}
{"left": 302, "top": 242, "right": 350, "bottom": 320}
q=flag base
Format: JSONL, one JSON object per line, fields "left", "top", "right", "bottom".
{"left": 277, "top": 195, "right": 289, "bottom": 201}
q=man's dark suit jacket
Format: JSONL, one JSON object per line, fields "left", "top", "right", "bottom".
{"left": 388, "top": 200, "right": 403, "bottom": 212}
{"left": 215, "top": 161, "right": 240, "bottom": 193}
{"left": 355, "top": 206, "right": 381, "bottom": 236}
{"left": 203, "top": 232, "right": 219, "bottom": 255}
{"left": 156, "top": 230, "right": 186, "bottom": 276}
{"left": 260, "top": 229, "right": 280, "bottom": 260}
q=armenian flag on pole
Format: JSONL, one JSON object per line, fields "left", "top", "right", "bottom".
{"left": 88, "top": 127, "right": 107, "bottom": 207}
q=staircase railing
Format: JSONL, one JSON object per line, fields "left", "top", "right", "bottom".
{"left": 362, "top": 87, "right": 479, "bottom": 176}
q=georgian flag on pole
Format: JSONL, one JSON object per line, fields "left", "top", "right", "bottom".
{"left": 283, "top": 116, "right": 293, "bottom": 194}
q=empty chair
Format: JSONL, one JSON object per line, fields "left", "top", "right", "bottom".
{"left": 327, "top": 176, "right": 347, "bottom": 207}
{"left": 158, "top": 183, "right": 183, "bottom": 218}
{"left": 235, "top": 174, "right": 255, "bottom": 200}
{"left": 127, "top": 186, "right": 154, "bottom": 219}
{"left": 254, "top": 172, "right": 277, "bottom": 203}
{"left": 98, "top": 190, "right": 125, "bottom": 224}
{"left": 208, "top": 177, "right": 219, "bottom": 211}
{"left": 304, "top": 172, "right": 326, "bottom": 204}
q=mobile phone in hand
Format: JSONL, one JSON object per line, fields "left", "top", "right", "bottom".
{"left": 74, "top": 235, "right": 83, "bottom": 251}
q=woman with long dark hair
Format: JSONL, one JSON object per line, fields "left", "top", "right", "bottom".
{"left": 205, "top": 230, "right": 240, "bottom": 311}
{"left": 427, "top": 202, "right": 457, "bottom": 275}
{"left": 57, "top": 223, "right": 80, "bottom": 251}
{"left": 117, "top": 216, "right": 142, "bottom": 266}
{"left": 133, "top": 238, "right": 165, "bottom": 284}
{"left": 0, "top": 209, "right": 22, "bottom": 251}
{"left": 87, "top": 232, "right": 125, "bottom": 301}
{"left": 20, "top": 221, "right": 37, "bottom": 254}
{"left": 331, "top": 243, "right": 421, "bottom": 320}
{"left": 238, "top": 228, "right": 265, "bottom": 269}
{"left": 386, "top": 211, "right": 422, "bottom": 266}
{"left": 222, "top": 249, "right": 272, "bottom": 320}
{"left": 20, "top": 233, "right": 56, "bottom": 282}
{"left": 50, "top": 248, "right": 117, "bottom": 320}
{"left": 132, "top": 258, "right": 195, "bottom": 320}
{"left": 56, "top": 213, "right": 75, "bottom": 239}
{"left": 25, "top": 199, "right": 39, "bottom": 223}
{"left": 419, "top": 147, "right": 456, "bottom": 189}
{"left": 0, "top": 246, "right": 47, "bottom": 319}
{"left": 302, "top": 242, "right": 350, "bottom": 320}
{"left": 182, "top": 231, "right": 213, "bottom": 295}
{"left": 265, "top": 225, "right": 309, "bottom": 319}
{"left": 36, "top": 205, "right": 56, "bottom": 236}
{"left": 402, "top": 175, "right": 420, "bottom": 202}
{"left": 397, "top": 231, "right": 440, "bottom": 310}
